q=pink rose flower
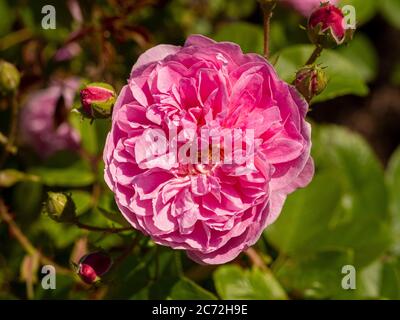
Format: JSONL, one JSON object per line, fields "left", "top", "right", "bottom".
{"left": 103, "top": 35, "right": 314, "bottom": 264}
{"left": 282, "top": 0, "right": 340, "bottom": 17}
{"left": 20, "top": 78, "right": 81, "bottom": 158}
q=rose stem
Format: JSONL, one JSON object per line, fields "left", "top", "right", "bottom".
{"left": 305, "top": 45, "right": 323, "bottom": 65}
{"left": 74, "top": 220, "right": 133, "bottom": 233}
{"left": 245, "top": 247, "right": 269, "bottom": 271}
{"left": 260, "top": 1, "right": 276, "bottom": 59}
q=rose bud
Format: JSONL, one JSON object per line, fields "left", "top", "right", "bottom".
{"left": 308, "top": 2, "right": 355, "bottom": 48}
{"left": 77, "top": 252, "right": 113, "bottom": 284}
{"left": 0, "top": 60, "right": 20, "bottom": 96}
{"left": 79, "top": 82, "right": 116, "bottom": 119}
{"left": 295, "top": 64, "right": 328, "bottom": 101}
{"left": 44, "top": 192, "right": 76, "bottom": 223}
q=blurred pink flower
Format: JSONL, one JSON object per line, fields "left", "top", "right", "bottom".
{"left": 103, "top": 35, "right": 314, "bottom": 264}
{"left": 54, "top": 42, "right": 82, "bottom": 62}
{"left": 67, "top": 0, "right": 83, "bottom": 24}
{"left": 282, "top": 0, "right": 340, "bottom": 17}
{"left": 20, "top": 78, "right": 81, "bottom": 158}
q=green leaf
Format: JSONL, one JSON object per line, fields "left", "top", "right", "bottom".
{"left": 340, "top": 0, "right": 378, "bottom": 25}
{"left": 338, "top": 33, "right": 378, "bottom": 82}
{"left": 168, "top": 277, "right": 217, "bottom": 300}
{"left": 275, "top": 250, "right": 354, "bottom": 299}
{"left": 97, "top": 191, "right": 131, "bottom": 227}
{"left": 30, "top": 160, "right": 95, "bottom": 187}
{"left": 274, "top": 45, "right": 368, "bottom": 103}
{"left": 266, "top": 125, "right": 391, "bottom": 267}
{"left": 12, "top": 181, "right": 43, "bottom": 224}
{"left": 0, "top": 0, "right": 13, "bottom": 37}
{"left": 213, "top": 265, "right": 287, "bottom": 300}
{"left": 148, "top": 249, "right": 184, "bottom": 299}
{"left": 391, "top": 63, "right": 400, "bottom": 86}
{"left": 97, "top": 207, "right": 131, "bottom": 227}
{"left": 380, "top": 257, "right": 400, "bottom": 299}
{"left": 106, "top": 255, "right": 152, "bottom": 299}
{"left": 70, "top": 114, "right": 98, "bottom": 155}
{"left": 336, "top": 258, "right": 400, "bottom": 299}
{"left": 69, "top": 190, "right": 93, "bottom": 215}
{"left": 269, "top": 22, "right": 289, "bottom": 55}
{"left": 107, "top": 248, "right": 183, "bottom": 300}
{"left": 30, "top": 215, "right": 83, "bottom": 249}
{"left": 381, "top": 0, "right": 400, "bottom": 29}
{"left": 387, "top": 147, "right": 400, "bottom": 254}
{"left": 212, "top": 22, "right": 264, "bottom": 54}
{"left": 95, "top": 119, "right": 111, "bottom": 153}
{"left": 208, "top": 0, "right": 257, "bottom": 19}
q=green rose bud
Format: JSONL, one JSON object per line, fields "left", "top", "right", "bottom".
{"left": 44, "top": 192, "right": 76, "bottom": 223}
{"left": 0, "top": 60, "right": 21, "bottom": 96}
{"left": 294, "top": 64, "right": 328, "bottom": 102}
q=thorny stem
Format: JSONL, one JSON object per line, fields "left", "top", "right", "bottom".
{"left": 245, "top": 248, "right": 290, "bottom": 298}
{"left": 74, "top": 220, "right": 133, "bottom": 233}
{"left": 0, "top": 199, "right": 73, "bottom": 276}
{"left": 260, "top": 1, "right": 276, "bottom": 59}
{"left": 245, "top": 247, "right": 268, "bottom": 271}
{"left": 305, "top": 45, "right": 323, "bottom": 65}
{"left": 263, "top": 10, "right": 272, "bottom": 59}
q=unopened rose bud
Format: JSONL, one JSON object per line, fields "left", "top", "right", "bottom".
{"left": 295, "top": 64, "right": 328, "bottom": 101}
{"left": 308, "top": 2, "right": 355, "bottom": 48}
{"left": 77, "top": 252, "right": 113, "bottom": 284}
{"left": 0, "top": 60, "right": 20, "bottom": 96}
{"left": 44, "top": 192, "right": 76, "bottom": 223}
{"left": 79, "top": 83, "right": 116, "bottom": 119}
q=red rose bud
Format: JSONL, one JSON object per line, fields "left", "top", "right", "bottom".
{"left": 295, "top": 64, "right": 328, "bottom": 101}
{"left": 0, "top": 60, "right": 20, "bottom": 96}
{"left": 77, "top": 252, "right": 112, "bottom": 284}
{"left": 79, "top": 83, "right": 116, "bottom": 119}
{"left": 78, "top": 264, "right": 97, "bottom": 284}
{"left": 308, "top": 3, "right": 355, "bottom": 48}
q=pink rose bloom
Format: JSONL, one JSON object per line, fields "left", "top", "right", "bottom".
{"left": 104, "top": 35, "right": 313, "bottom": 264}
{"left": 282, "top": 0, "right": 340, "bottom": 17}
{"left": 20, "top": 78, "right": 81, "bottom": 158}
